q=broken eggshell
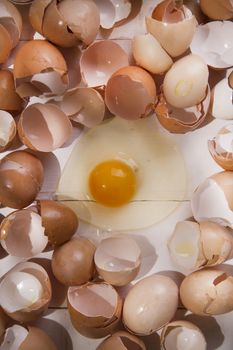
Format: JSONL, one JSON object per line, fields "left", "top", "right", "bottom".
{"left": 13, "top": 40, "right": 68, "bottom": 98}
{"left": 146, "top": 0, "right": 198, "bottom": 57}
{"left": 95, "top": 0, "right": 131, "bottom": 29}
{"left": 36, "top": 200, "right": 78, "bottom": 246}
{"left": 94, "top": 235, "right": 141, "bottom": 286}
{"left": 190, "top": 21, "right": 233, "bottom": 69}
{"left": 132, "top": 33, "right": 173, "bottom": 74}
{"left": 0, "top": 209, "right": 48, "bottom": 258}
{"left": 155, "top": 85, "right": 210, "bottom": 134}
{"left": 0, "top": 110, "right": 16, "bottom": 152}
{"left": 55, "top": 87, "right": 105, "bottom": 128}
{"left": 80, "top": 40, "right": 129, "bottom": 88}
{"left": 123, "top": 275, "right": 179, "bottom": 336}
{"left": 168, "top": 220, "right": 233, "bottom": 271}
{"left": 210, "top": 78, "right": 233, "bottom": 120}
{"left": 191, "top": 171, "right": 233, "bottom": 228}
{"left": 0, "top": 150, "right": 44, "bottom": 209}
{"left": 67, "top": 282, "right": 122, "bottom": 338}
{"left": 180, "top": 268, "right": 233, "bottom": 315}
{"left": 18, "top": 103, "right": 72, "bottom": 152}
{"left": 0, "top": 261, "right": 52, "bottom": 323}
{"left": 1, "top": 325, "right": 57, "bottom": 350}
{"left": 51, "top": 237, "right": 96, "bottom": 286}
{"left": 29, "top": 0, "right": 100, "bottom": 47}
{"left": 105, "top": 66, "right": 157, "bottom": 120}
{"left": 208, "top": 124, "right": 233, "bottom": 170}
{"left": 0, "top": 0, "right": 22, "bottom": 63}
{"left": 97, "top": 330, "right": 146, "bottom": 350}
{"left": 0, "top": 70, "right": 24, "bottom": 114}
{"left": 200, "top": 0, "right": 233, "bottom": 20}
{"left": 160, "top": 320, "right": 207, "bottom": 350}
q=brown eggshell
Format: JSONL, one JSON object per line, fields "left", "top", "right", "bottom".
{"left": 18, "top": 103, "right": 72, "bottom": 152}
{"left": 200, "top": 0, "right": 233, "bottom": 20}
{"left": 28, "top": 0, "right": 53, "bottom": 35}
{"left": 0, "top": 0, "right": 22, "bottom": 47}
{"left": 51, "top": 237, "right": 96, "bottom": 286}
{"left": 0, "top": 150, "right": 44, "bottom": 209}
{"left": 3, "top": 262, "right": 52, "bottom": 323}
{"left": 97, "top": 331, "right": 146, "bottom": 350}
{"left": 180, "top": 268, "right": 233, "bottom": 315}
{"left": 37, "top": 200, "right": 78, "bottom": 246}
{"left": 0, "top": 23, "right": 12, "bottom": 64}
{"left": 0, "top": 70, "right": 24, "bottom": 113}
{"left": 0, "top": 110, "right": 16, "bottom": 152}
{"left": 67, "top": 282, "right": 122, "bottom": 338}
{"left": 228, "top": 71, "right": 233, "bottom": 89}
{"left": 19, "top": 326, "right": 57, "bottom": 350}
{"left": 155, "top": 85, "right": 210, "bottom": 133}
{"left": 0, "top": 308, "right": 6, "bottom": 338}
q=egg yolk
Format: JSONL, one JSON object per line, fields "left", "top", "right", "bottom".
{"left": 88, "top": 160, "right": 137, "bottom": 207}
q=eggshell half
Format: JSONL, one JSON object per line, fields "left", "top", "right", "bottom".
{"left": 180, "top": 268, "right": 233, "bottom": 315}
{"left": 0, "top": 70, "right": 24, "bottom": 113}
{"left": 0, "top": 0, "right": 22, "bottom": 47}
{"left": 95, "top": 0, "right": 131, "bottom": 29}
{"left": 211, "top": 78, "right": 233, "bottom": 120}
{"left": 200, "top": 0, "right": 233, "bottom": 20}
{"left": 0, "top": 110, "right": 16, "bottom": 152}
{"left": 97, "top": 331, "right": 146, "bottom": 350}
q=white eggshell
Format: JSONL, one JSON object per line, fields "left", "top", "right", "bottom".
{"left": 211, "top": 78, "right": 233, "bottom": 120}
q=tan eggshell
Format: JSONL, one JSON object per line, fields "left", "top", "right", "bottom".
{"left": 160, "top": 320, "right": 207, "bottom": 350}
{"left": 190, "top": 21, "right": 233, "bottom": 69}
{"left": 10, "top": 0, "right": 33, "bottom": 4}
{"left": 229, "top": 71, "right": 233, "bottom": 89}
{"left": 80, "top": 40, "right": 129, "bottom": 87}
{"left": 155, "top": 85, "right": 210, "bottom": 134}
{"left": 94, "top": 235, "right": 141, "bottom": 286}
{"left": 0, "top": 70, "right": 24, "bottom": 113}
{"left": 57, "top": 87, "right": 105, "bottom": 128}
{"left": 67, "top": 282, "right": 122, "bottom": 338}
{"left": 105, "top": 66, "right": 156, "bottom": 120}
{"left": 123, "top": 275, "right": 179, "bottom": 335}
{"left": 19, "top": 326, "right": 57, "bottom": 350}
{"left": 211, "top": 172, "right": 233, "bottom": 211}
{"left": 163, "top": 54, "right": 209, "bottom": 109}
{"left": 0, "top": 0, "right": 22, "bottom": 46}
{"left": 168, "top": 220, "right": 233, "bottom": 271}
{"left": 180, "top": 268, "right": 233, "bottom": 315}
{"left": 95, "top": 0, "right": 131, "bottom": 29}
{"left": 0, "top": 209, "right": 48, "bottom": 258}
{"left": 208, "top": 125, "right": 233, "bottom": 170}
{"left": 52, "top": 237, "right": 95, "bottom": 286}
{"left": 97, "top": 331, "right": 146, "bottom": 350}
{"left": 200, "top": 0, "right": 233, "bottom": 20}
{"left": 0, "top": 23, "right": 12, "bottom": 64}
{"left": 0, "top": 261, "right": 52, "bottom": 323}
{"left": 18, "top": 103, "right": 72, "bottom": 152}
{"left": 37, "top": 200, "right": 78, "bottom": 246}
{"left": 210, "top": 78, "right": 233, "bottom": 120}
{"left": 0, "top": 150, "right": 44, "bottom": 209}
{"left": 146, "top": 2, "right": 197, "bottom": 57}
{"left": 132, "top": 33, "right": 173, "bottom": 74}
{"left": 0, "top": 110, "right": 16, "bottom": 151}
{"left": 28, "top": 0, "right": 51, "bottom": 35}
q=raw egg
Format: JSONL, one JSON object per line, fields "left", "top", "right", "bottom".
{"left": 0, "top": 150, "right": 44, "bottom": 209}
{"left": 56, "top": 116, "right": 186, "bottom": 231}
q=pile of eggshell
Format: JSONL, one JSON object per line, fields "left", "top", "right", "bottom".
{"left": 0, "top": 0, "right": 233, "bottom": 349}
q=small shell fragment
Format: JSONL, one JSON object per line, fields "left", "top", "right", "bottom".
{"left": 95, "top": 0, "right": 131, "bottom": 29}
{"left": 80, "top": 41, "right": 129, "bottom": 87}
{"left": 0, "top": 209, "right": 48, "bottom": 258}
{"left": 52, "top": 237, "right": 95, "bottom": 286}
{"left": 37, "top": 200, "right": 78, "bottom": 246}
{"left": 200, "top": 0, "right": 233, "bottom": 20}
{"left": 0, "top": 111, "right": 16, "bottom": 151}
{"left": 208, "top": 124, "right": 233, "bottom": 170}
{"left": 0, "top": 70, "right": 24, "bottom": 113}
{"left": 210, "top": 78, "right": 233, "bottom": 120}
{"left": 18, "top": 103, "right": 72, "bottom": 152}
{"left": 67, "top": 282, "right": 122, "bottom": 338}
{"left": 105, "top": 66, "right": 156, "bottom": 120}
{"left": 190, "top": 21, "right": 233, "bottom": 69}
{"left": 94, "top": 235, "right": 141, "bottom": 286}
{"left": 0, "top": 150, "right": 44, "bottom": 209}
{"left": 57, "top": 87, "right": 105, "bottom": 128}
{"left": 155, "top": 85, "right": 210, "bottom": 134}
{"left": 123, "top": 275, "right": 179, "bottom": 335}
{"left": 168, "top": 220, "right": 233, "bottom": 270}
{"left": 191, "top": 171, "right": 233, "bottom": 227}
{"left": 180, "top": 268, "right": 233, "bottom": 315}
{"left": 0, "top": 261, "right": 52, "bottom": 323}
{"left": 132, "top": 33, "right": 173, "bottom": 74}
{"left": 146, "top": 0, "right": 198, "bottom": 57}
{"left": 97, "top": 331, "right": 146, "bottom": 350}
{"left": 160, "top": 320, "right": 207, "bottom": 350}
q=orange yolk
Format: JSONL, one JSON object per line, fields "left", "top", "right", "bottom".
{"left": 88, "top": 160, "right": 137, "bottom": 207}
